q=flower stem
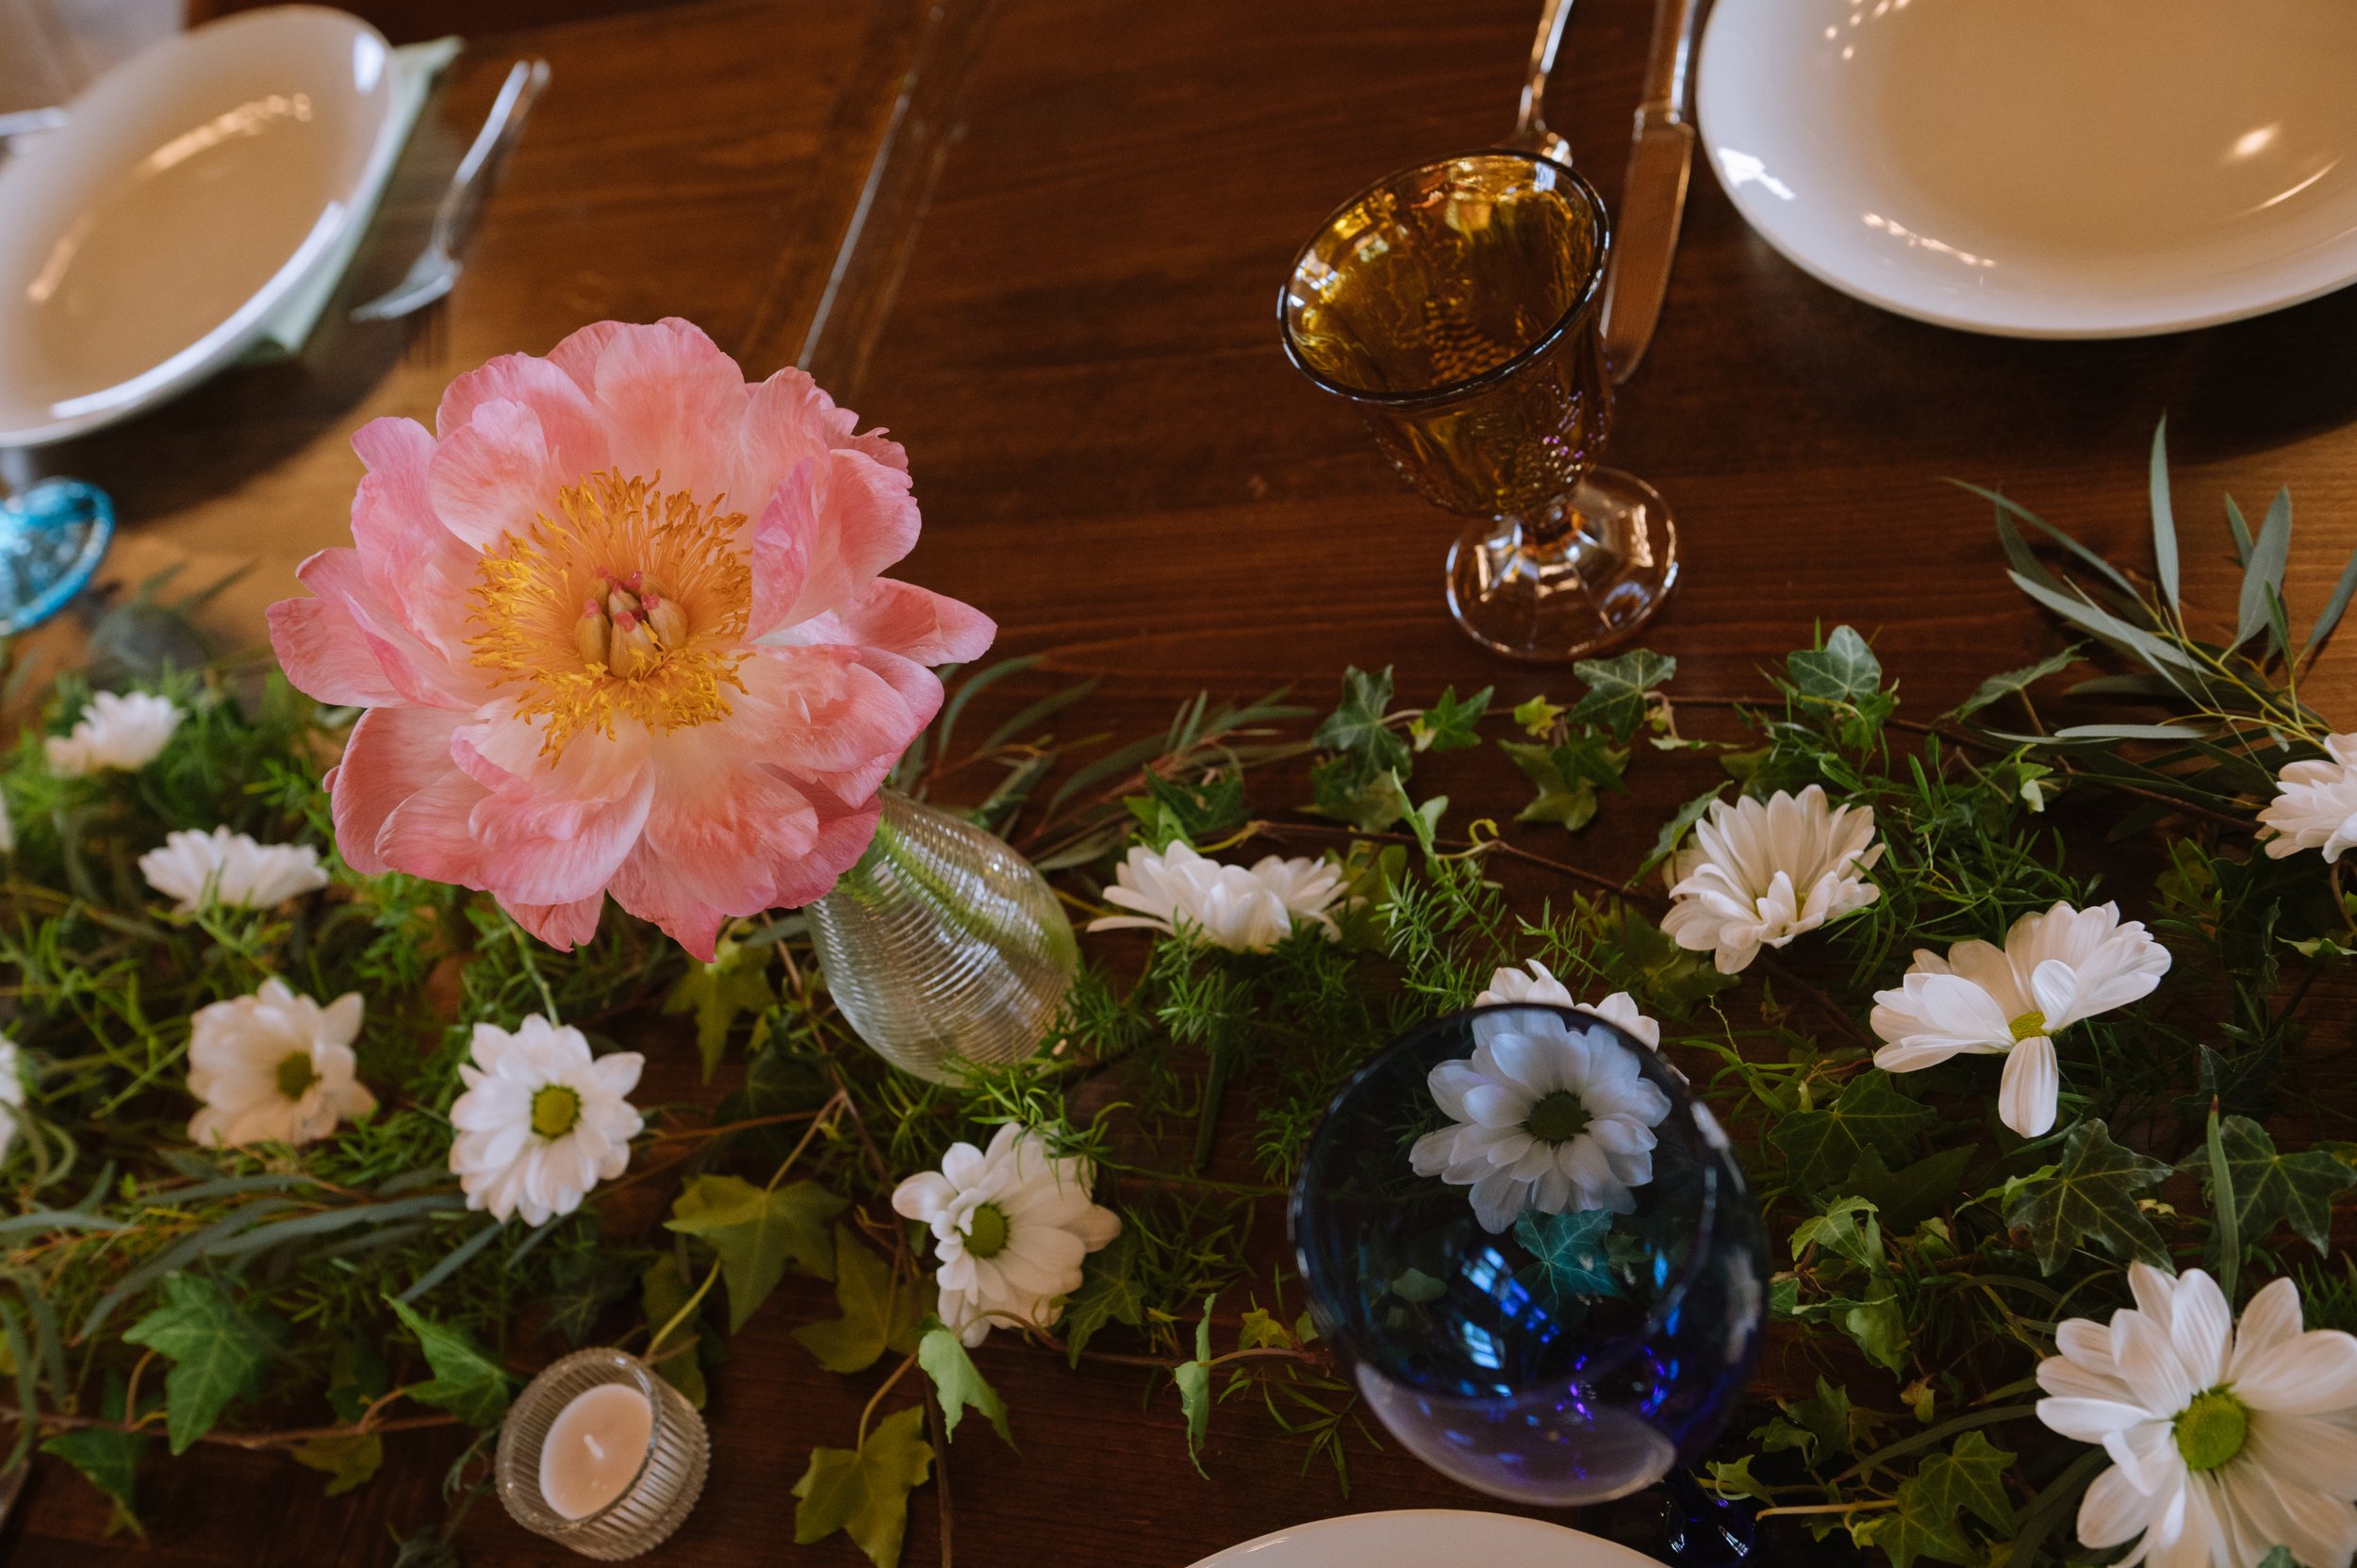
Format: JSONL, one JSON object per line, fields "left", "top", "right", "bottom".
{"left": 650, "top": 1259, "right": 722, "bottom": 1362}
{"left": 856, "top": 1351, "right": 919, "bottom": 1451}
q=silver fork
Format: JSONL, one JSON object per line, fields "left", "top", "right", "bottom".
{"left": 350, "top": 58, "right": 550, "bottom": 322}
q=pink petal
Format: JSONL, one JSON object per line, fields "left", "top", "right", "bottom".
{"left": 761, "top": 450, "right": 920, "bottom": 630}
{"left": 267, "top": 592, "right": 404, "bottom": 705}
{"left": 427, "top": 397, "right": 570, "bottom": 550}
{"left": 377, "top": 768, "right": 498, "bottom": 889}
{"left": 328, "top": 706, "right": 466, "bottom": 875}
{"left": 544, "top": 320, "right": 631, "bottom": 393}
{"left": 735, "top": 646, "right": 932, "bottom": 793}
{"left": 503, "top": 893, "right": 604, "bottom": 950}
{"left": 466, "top": 761, "right": 655, "bottom": 906}
{"left": 745, "top": 481, "right": 813, "bottom": 638}
{"left": 574, "top": 319, "right": 747, "bottom": 507}
{"left": 824, "top": 578, "right": 997, "bottom": 666}
{"left": 733, "top": 366, "right": 907, "bottom": 515}
{"left": 435, "top": 350, "right": 610, "bottom": 476}
{"left": 295, "top": 548, "right": 469, "bottom": 708}
{"left": 348, "top": 416, "right": 482, "bottom": 657}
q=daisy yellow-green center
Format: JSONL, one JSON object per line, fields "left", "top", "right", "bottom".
{"left": 466, "top": 470, "right": 753, "bottom": 760}
{"left": 274, "top": 1052, "right": 319, "bottom": 1100}
{"left": 2173, "top": 1387, "right": 2249, "bottom": 1473}
{"left": 964, "top": 1202, "right": 1011, "bottom": 1260}
{"left": 2007, "top": 1010, "right": 2049, "bottom": 1042}
{"left": 1526, "top": 1090, "right": 1592, "bottom": 1145}
{"left": 531, "top": 1084, "right": 583, "bottom": 1140}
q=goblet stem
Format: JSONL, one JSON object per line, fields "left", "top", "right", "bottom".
{"left": 1446, "top": 469, "right": 1678, "bottom": 662}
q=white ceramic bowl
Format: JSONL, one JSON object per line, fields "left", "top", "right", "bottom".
{"left": 1184, "top": 1509, "right": 1662, "bottom": 1568}
{"left": 0, "top": 6, "right": 400, "bottom": 446}
{"left": 1695, "top": 0, "right": 2357, "bottom": 338}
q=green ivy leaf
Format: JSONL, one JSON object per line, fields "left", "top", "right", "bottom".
{"left": 1705, "top": 1453, "right": 1772, "bottom": 1503}
{"left": 663, "top": 937, "right": 775, "bottom": 1081}
{"left": 1862, "top": 1431, "right": 2017, "bottom": 1568}
{"left": 1839, "top": 1275, "right": 1909, "bottom": 1374}
{"left": 1235, "top": 1308, "right": 1294, "bottom": 1350}
{"left": 916, "top": 1325, "right": 1012, "bottom": 1446}
{"left": 1591, "top": 903, "right": 1733, "bottom": 1018}
{"left": 1790, "top": 1196, "right": 1885, "bottom": 1270}
{"left": 1511, "top": 694, "right": 1566, "bottom": 735}
{"left": 1172, "top": 1296, "right": 1215, "bottom": 1477}
{"left": 1501, "top": 740, "right": 1622, "bottom": 830}
{"left": 387, "top": 1298, "right": 511, "bottom": 1428}
{"left": 795, "top": 1228, "right": 925, "bottom": 1376}
{"left": 1409, "top": 685, "right": 1491, "bottom": 752}
{"left": 1311, "top": 667, "right": 1410, "bottom": 777}
{"left": 2003, "top": 1120, "right": 2172, "bottom": 1275}
{"left": 122, "top": 1275, "right": 287, "bottom": 1453}
{"left": 2179, "top": 1114, "right": 2357, "bottom": 1255}
{"left": 1513, "top": 1209, "right": 1619, "bottom": 1307}
{"left": 1308, "top": 756, "right": 1411, "bottom": 833}
{"left": 291, "top": 1431, "right": 383, "bottom": 1497}
{"left": 40, "top": 1373, "right": 148, "bottom": 1536}
{"left": 1126, "top": 767, "right": 1247, "bottom": 849}
{"left": 1845, "top": 1145, "right": 1977, "bottom": 1234}
{"left": 791, "top": 1403, "right": 933, "bottom": 1568}
{"left": 1947, "top": 643, "right": 2084, "bottom": 720}
{"left": 1062, "top": 1229, "right": 1145, "bottom": 1365}
{"left": 1769, "top": 1072, "right": 1935, "bottom": 1191}
{"left": 1787, "top": 625, "right": 1882, "bottom": 703}
{"left": 1779, "top": 1376, "right": 1859, "bottom": 1461}
{"left": 1567, "top": 649, "right": 1676, "bottom": 740}
{"left": 1639, "top": 784, "right": 1725, "bottom": 880}
{"left": 666, "top": 1175, "right": 846, "bottom": 1331}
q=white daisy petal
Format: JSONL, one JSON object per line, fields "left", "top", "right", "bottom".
{"left": 186, "top": 984, "right": 373, "bottom": 1148}
{"left": 447, "top": 1017, "right": 639, "bottom": 1226}
{"left": 1661, "top": 786, "right": 1880, "bottom": 974}
{"left": 2233, "top": 1329, "right": 2357, "bottom": 1415}
{"left": 891, "top": 1126, "right": 1120, "bottom": 1348}
{"left": 1086, "top": 842, "right": 1343, "bottom": 952}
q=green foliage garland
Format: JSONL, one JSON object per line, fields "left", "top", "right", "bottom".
{"left": 0, "top": 430, "right": 2352, "bottom": 1566}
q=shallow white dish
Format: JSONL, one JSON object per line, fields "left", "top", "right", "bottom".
{"left": 1184, "top": 1509, "right": 1660, "bottom": 1568}
{"left": 0, "top": 6, "right": 401, "bottom": 446}
{"left": 1694, "top": 0, "right": 2357, "bottom": 338}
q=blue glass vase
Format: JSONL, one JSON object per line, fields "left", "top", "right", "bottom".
{"left": 1291, "top": 1002, "right": 1767, "bottom": 1507}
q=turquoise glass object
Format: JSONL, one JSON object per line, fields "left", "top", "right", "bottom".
{"left": 1291, "top": 1002, "right": 1767, "bottom": 1507}
{"left": 0, "top": 479, "right": 113, "bottom": 636}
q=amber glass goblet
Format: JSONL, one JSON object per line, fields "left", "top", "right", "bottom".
{"left": 1279, "top": 152, "right": 1676, "bottom": 662}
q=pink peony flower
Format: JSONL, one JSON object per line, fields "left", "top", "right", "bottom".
{"left": 267, "top": 319, "right": 993, "bottom": 958}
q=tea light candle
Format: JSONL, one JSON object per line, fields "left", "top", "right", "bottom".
{"left": 496, "top": 1348, "right": 708, "bottom": 1560}
{"left": 539, "top": 1383, "right": 654, "bottom": 1519}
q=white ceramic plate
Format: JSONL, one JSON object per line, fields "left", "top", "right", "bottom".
{"left": 1184, "top": 1509, "right": 1662, "bottom": 1568}
{"left": 1694, "top": 0, "right": 2357, "bottom": 338}
{"left": 0, "top": 6, "right": 401, "bottom": 446}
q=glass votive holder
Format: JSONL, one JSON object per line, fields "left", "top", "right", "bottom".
{"left": 495, "top": 1347, "right": 709, "bottom": 1560}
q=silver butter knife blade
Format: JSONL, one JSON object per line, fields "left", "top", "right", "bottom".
{"left": 1601, "top": 110, "right": 1696, "bottom": 380}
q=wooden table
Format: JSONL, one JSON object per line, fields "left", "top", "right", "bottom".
{"left": 12, "top": 0, "right": 2357, "bottom": 1561}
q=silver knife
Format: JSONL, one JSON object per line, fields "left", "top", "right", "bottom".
{"left": 1600, "top": 0, "right": 1706, "bottom": 383}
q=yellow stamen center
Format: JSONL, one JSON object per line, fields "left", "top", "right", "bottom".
{"left": 274, "top": 1052, "right": 319, "bottom": 1101}
{"left": 2007, "top": 1010, "right": 2049, "bottom": 1043}
{"left": 531, "top": 1084, "right": 582, "bottom": 1140}
{"left": 467, "top": 470, "right": 752, "bottom": 760}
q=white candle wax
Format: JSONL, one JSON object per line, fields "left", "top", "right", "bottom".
{"left": 537, "top": 1381, "right": 655, "bottom": 1521}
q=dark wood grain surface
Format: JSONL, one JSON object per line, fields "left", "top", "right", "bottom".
{"left": 12, "top": 0, "right": 2357, "bottom": 1562}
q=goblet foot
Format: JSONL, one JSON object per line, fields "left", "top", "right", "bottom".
{"left": 1444, "top": 467, "right": 1677, "bottom": 662}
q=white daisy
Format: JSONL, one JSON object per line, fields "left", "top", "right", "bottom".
{"left": 139, "top": 828, "right": 329, "bottom": 914}
{"left": 1410, "top": 1010, "right": 1673, "bottom": 1233}
{"left": 1661, "top": 785, "right": 1882, "bottom": 975}
{"left": 0, "top": 1035, "right": 25, "bottom": 1166}
{"left": 2038, "top": 1264, "right": 2357, "bottom": 1568}
{"left": 447, "top": 1016, "right": 643, "bottom": 1227}
{"left": 1475, "top": 960, "right": 1661, "bottom": 1049}
{"left": 2259, "top": 734, "right": 2357, "bottom": 863}
{"left": 187, "top": 980, "right": 376, "bottom": 1148}
{"left": 1088, "top": 840, "right": 1343, "bottom": 952}
{"left": 44, "top": 691, "right": 183, "bottom": 777}
{"left": 1871, "top": 901, "right": 2170, "bottom": 1138}
{"left": 892, "top": 1123, "right": 1121, "bottom": 1347}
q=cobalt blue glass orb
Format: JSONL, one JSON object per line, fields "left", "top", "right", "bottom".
{"left": 1291, "top": 1003, "right": 1767, "bottom": 1507}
